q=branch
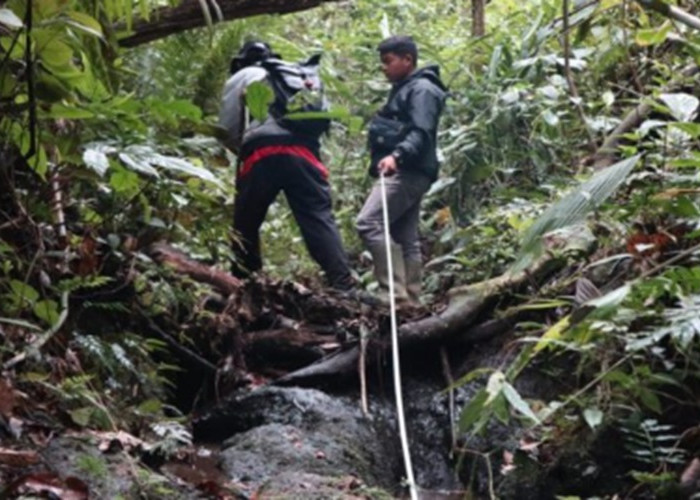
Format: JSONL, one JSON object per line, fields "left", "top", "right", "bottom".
{"left": 271, "top": 231, "right": 596, "bottom": 385}
{"left": 137, "top": 307, "right": 217, "bottom": 373}
{"left": 23, "top": 0, "right": 36, "bottom": 162}
{"left": 593, "top": 64, "right": 699, "bottom": 168}
{"left": 117, "top": 0, "right": 343, "bottom": 48}
{"left": 148, "top": 242, "right": 242, "bottom": 295}
{"left": 561, "top": 0, "right": 597, "bottom": 152}
{"left": 636, "top": 0, "right": 700, "bottom": 31}
{"left": 3, "top": 291, "right": 70, "bottom": 370}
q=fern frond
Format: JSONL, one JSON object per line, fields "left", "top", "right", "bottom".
{"left": 59, "top": 276, "right": 113, "bottom": 292}
{"left": 621, "top": 419, "right": 686, "bottom": 466}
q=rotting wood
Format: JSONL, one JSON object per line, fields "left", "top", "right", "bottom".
{"left": 149, "top": 242, "right": 242, "bottom": 295}
{"left": 273, "top": 227, "right": 596, "bottom": 385}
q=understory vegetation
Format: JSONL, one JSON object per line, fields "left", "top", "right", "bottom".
{"left": 1, "top": 0, "right": 700, "bottom": 498}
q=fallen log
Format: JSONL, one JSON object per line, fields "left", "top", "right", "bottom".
{"left": 244, "top": 327, "right": 339, "bottom": 371}
{"left": 148, "top": 242, "right": 242, "bottom": 295}
{"left": 273, "top": 225, "right": 597, "bottom": 385}
{"left": 117, "top": 0, "right": 343, "bottom": 47}
{"left": 273, "top": 345, "right": 360, "bottom": 385}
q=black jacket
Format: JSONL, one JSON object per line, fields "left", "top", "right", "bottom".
{"left": 370, "top": 65, "right": 447, "bottom": 180}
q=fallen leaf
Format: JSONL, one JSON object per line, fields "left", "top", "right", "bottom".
{"left": 501, "top": 450, "right": 515, "bottom": 475}
{"left": 8, "top": 472, "right": 88, "bottom": 500}
{"left": 90, "top": 430, "right": 146, "bottom": 452}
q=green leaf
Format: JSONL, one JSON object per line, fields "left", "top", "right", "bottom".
{"left": 0, "top": 8, "right": 23, "bottom": 29}
{"left": 659, "top": 93, "right": 699, "bottom": 122}
{"left": 119, "top": 151, "right": 160, "bottom": 177}
{"left": 109, "top": 168, "right": 141, "bottom": 195}
{"left": 285, "top": 108, "right": 351, "bottom": 121}
{"left": 492, "top": 393, "right": 510, "bottom": 424}
{"left": 136, "top": 398, "right": 163, "bottom": 415}
{"left": 638, "top": 388, "right": 662, "bottom": 414}
{"left": 458, "top": 388, "right": 489, "bottom": 432}
{"left": 149, "top": 153, "right": 223, "bottom": 187}
{"left": 10, "top": 280, "right": 39, "bottom": 307}
{"left": 165, "top": 99, "right": 203, "bottom": 121}
{"left": 0, "top": 317, "right": 42, "bottom": 331}
{"left": 65, "top": 11, "right": 104, "bottom": 39}
{"left": 583, "top": 407, "right": 604, "bottom": 430}
{"left": 534, "top": 315, "right": 570, "bottom": 353}
{"left": 46, "top": 104, "right": 94, "bottom": 120}
{"left": 586, "top": 284, "right": 631, "bottom": 317}
{"left": 33, "top": 299, "right": 60, "bottom": 326}
{"left": 69, "top": 407, "right": 94, "bottom": 427}
{"left": 485, "top": 371, "right": 505, "bottom": 404}
{"left": 635, "top": 23, "right": 671, "bottom": 46}
{"left": 502, "top": 382, "right": 540, "bottom": 424}
{"left": 83, "top": 148, "right": 110, "bottom": 176}
{"left": 446, "top": 367, "right": 494, "bottom": 392}
{"left": 37, "top": 40, "right": 74, "bottom": 69}
{"left": 28, "top": 145, "right": 48, "bottom": 179}
{"left": 670, "top": 122, "right": 700, "bottom": 138}
{"left": 245, "top": 81, "right": 274, "bottom": 122}
{"left": 512, "top": 155, "right": 640, "bottom": 272}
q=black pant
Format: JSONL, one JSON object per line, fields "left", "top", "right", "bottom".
{"left": 232, "top": 151, "right": 353, "bottom": 290}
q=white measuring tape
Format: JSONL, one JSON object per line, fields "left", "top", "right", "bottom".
{"left": 379, "top": 172, "right": 418, "bottom": 500}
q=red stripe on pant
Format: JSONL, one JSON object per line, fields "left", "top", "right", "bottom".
{"left": 239, "top": 145, "right": 329, "bottom": 179}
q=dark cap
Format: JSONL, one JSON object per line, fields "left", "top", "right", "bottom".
{"left": 230, "top": 41, "right": 279, "bottom": 75}
{"left": 377, "top": 35, "right": 418, "bottom": 64}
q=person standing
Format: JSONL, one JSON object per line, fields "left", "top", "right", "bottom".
{"left": 357, "top": 35, "right": 447, "bottom": 305}
{"left": 219, "top": 41, "right": 354, "bottom": 291}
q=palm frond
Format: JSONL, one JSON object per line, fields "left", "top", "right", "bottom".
{"left": 511, "top": 155, "right": 641, "bottom": 272}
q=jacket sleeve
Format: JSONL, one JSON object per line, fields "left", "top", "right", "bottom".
{"left": 392, "top": 84, "right": 444, "bottom": 163}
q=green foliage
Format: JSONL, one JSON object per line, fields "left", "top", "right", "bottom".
{"left": 622, "top": 418, "right": 685, "bottom": 467}
{"left": 2, "top": 0, "right": 700, "bottom": 496}
{"left": 245, "top": 81, "right": 275, "bottom": 121}
{"left": 512, "top": 155, "right": 640, "bottom": 272}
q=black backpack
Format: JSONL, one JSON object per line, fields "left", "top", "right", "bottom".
{"left": 260, "top": 54, "right": 330, "bottom": 138}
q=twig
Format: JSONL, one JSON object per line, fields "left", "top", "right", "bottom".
{"left": 536, "top": 353, "right": 632, "bottom": 425}
{"left": 3, "top": 291, "right": 70, "bottom": 370}
{"left": 439, "top": 346, "right": 457, "bottom": 457}
{"left": 23, "top": 0, "right": 37, "bottom": 162}
{"left": 636, "top": 0, "right": 700, "bottom": 31}
{"left": 0, "top": 27, "right": 22, "bottom": 79}
{"left": 562, "top": 0, "right": 596, "bottom": 152}
{"left": 638, "top": 241, "right": 700, "bottom": 280}
{"left": 456, "top": 447, "right": 496, "bottom": 500}
{"left": 136, "top": 306, "right": 217, "bottom": 373}
{"left": 359, "top": 326, "right": 370, "bottom": 416}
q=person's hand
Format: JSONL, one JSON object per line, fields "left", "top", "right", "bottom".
{"left": 377, "top": 154, "right": 398, "bottom": 176}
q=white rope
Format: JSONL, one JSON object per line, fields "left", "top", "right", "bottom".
{"left": 379, "top": 173, "right": 418, "bottom": 500}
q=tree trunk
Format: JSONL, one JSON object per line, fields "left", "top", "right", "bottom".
{"left": 117, "top": 0, "right": 342, "bottom": 48}
{"left": 471, "top": 0, "right": 485, "bottom": 38}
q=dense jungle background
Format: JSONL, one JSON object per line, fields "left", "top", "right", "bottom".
{"left": 2, "top": 0, "right": 700, "bottom": 498}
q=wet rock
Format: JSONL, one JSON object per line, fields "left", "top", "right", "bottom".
{"left": 197, "top": 386, "right": 400, "bottom": 495}
{"left": 256, "top": 471, "right": 394, "bottom": 499}
{"left": 39, "top": 435, "right": 197, "bottom": 499}
{"left": 402, "top": 376, "right": 463, "bottom": 492}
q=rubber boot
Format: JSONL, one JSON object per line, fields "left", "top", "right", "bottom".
{"left": 405, "top": 259, "right": 422, "bottom": 306}
{"left": 368, "top": 242, "right": 408, "bottom": 304}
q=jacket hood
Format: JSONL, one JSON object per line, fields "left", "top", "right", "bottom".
{"left": 398, "top": 65, "right": 448, "bottom": 92}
